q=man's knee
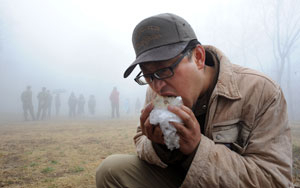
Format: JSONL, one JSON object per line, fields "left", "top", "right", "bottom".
{"left": 96, "top": 154, "right": 124, "bottom": 177}
{"left": 96, "top": 154, "right": 134, "bottom": 188}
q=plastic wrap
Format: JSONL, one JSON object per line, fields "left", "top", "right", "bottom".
{"left": 149, "top": 95, "right": 183, "bottom": 150}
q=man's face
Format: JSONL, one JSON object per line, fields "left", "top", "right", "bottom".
{"left": 140, "top": 47, "right": 206, "bottom": 108}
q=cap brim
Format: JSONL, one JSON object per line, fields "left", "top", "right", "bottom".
{"left": 123, "top": 41, "right": 189, "bottom": 78}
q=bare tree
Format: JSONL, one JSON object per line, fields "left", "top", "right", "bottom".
{"left": 260, "top": 0, "right": 300, "bottom": 120}
{"left": 261, "top": 0, "right": 300, "bottom": 84}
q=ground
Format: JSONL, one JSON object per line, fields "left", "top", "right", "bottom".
{"left": 0, "top": 118, "right": 299, "bottom": 187}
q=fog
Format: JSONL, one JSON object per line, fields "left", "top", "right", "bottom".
{"left": 1, "top": 0, "right": 300, "bottom": 122}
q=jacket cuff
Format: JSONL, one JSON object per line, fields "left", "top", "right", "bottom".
{"left": 180, "top": 142, "right": 199, "bottom": 172}
{"left": 181, "top": 135, "right": 214, "bottom": 187}
{"left": 136, "top": 136, "right": 168, "bottom": 168}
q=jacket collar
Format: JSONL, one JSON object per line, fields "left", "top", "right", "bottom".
{"left": 203, "top": 45, "right": 241, "bottom": 100}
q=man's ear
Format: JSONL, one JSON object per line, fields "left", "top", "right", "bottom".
{"left": 194, "top": 45, "right": 205, "bottom": 69}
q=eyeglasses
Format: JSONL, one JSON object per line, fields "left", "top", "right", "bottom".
{"left": 134, "top": 50, "right": 190, "bottom": 85}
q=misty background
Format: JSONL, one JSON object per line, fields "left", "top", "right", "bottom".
{"left": 0, "top": 0, "right": 299, "bottom": 122}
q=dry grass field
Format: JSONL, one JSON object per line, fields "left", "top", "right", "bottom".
{"left": 0, "top": 117, "right": 138, "bottom": 188}
{"left": 0, "top": 118, "right": 299, "bottom": 187}
{"left": 292, "top": 123, "right": 300, "bottom": 186}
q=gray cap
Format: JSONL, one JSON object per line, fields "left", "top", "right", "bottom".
{"left": 123, "top": 13, "right": 197, "bottom": 78}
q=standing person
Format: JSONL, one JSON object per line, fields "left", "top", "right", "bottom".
{"left": 20, "top": 85, "right": 35, "bottom": 121}
{"left": 68, "top": 92, "right": 77, "bottom": 118}
{"left": 54, "top": 93, "right": 61, "bottom": 116}
{"left": 96, "top": 13, "right": 293, "bottom": 187}
{"left": 46, "top": 90, "right": 53, "bottom": 119}
{"left": 109, "top": 87, "right": 120, "bottom": 118}
{"left": 36, "top": 87, "right": 47, "bottom": 120}
{"left": 88, "top": 95, "right": 96, "bottom": 115}
{"left": 77, "top": 94, "right": 85, "bottom": 116}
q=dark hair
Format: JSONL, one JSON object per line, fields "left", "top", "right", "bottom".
{"left": 182, "top": 39, "right": 201, "bottom": 53}
{"left": 183, "top": 39, "right": 201, "bottom": 60}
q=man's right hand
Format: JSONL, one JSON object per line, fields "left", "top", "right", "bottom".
{"left": 140, "top": 103, "right": 164, "bottom": 145}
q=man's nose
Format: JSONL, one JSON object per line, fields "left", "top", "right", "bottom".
{"left": 151, "top": 78, "right": 167, "bottom": 93}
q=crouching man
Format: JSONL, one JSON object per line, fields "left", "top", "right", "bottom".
{"left": 96, "top": 13, "right": 293, "bottom": 188}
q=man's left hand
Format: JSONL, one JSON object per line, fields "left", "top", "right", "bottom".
{"left": 168, "top": 105, "right": 201, "bottom": 155}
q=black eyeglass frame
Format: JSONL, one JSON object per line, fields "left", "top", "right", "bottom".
{"left": 134, "top": 50, "right": 190, "bottom": 85}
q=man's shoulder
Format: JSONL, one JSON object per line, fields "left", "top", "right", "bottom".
{"left": 205, "top": 45, "right": 279, "bottom": 89}
{"left": 227, "top": 64, "right": 284, "bottom": 107}
{"left": 217, "top": 57, "right": 282, "bottom": 103}
{"left": 231, "top": 64, "right": 280, "bottom": 92}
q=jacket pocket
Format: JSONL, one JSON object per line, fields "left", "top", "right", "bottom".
{"left": 212, "top": 119, "right": 250, "bottom": 154}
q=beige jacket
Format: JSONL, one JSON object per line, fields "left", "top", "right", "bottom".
{"left": 134, "top": 45, "right": 293, "bottom": 187}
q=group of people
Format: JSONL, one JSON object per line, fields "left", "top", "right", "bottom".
{"left": 21, "top": 86, "right": 55, "bottom": 121}
{"left": 20, "top": 86, "right": 97, "bottom": 121}
{"left": 21, "top": 85, "right": 143, "bottom": 121}
{"left": 68, "top": 92, "right": 96, "bottom": 118}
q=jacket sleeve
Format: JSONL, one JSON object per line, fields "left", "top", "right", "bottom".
{"left": 133, "top": 87, "right": 168, "bottom": 168}
{"left": 181, "top": 86, "right": 293, "bottom": 187}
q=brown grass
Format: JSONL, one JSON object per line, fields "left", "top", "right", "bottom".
{"left": 0, "top": 117, "right": 137, "bottom": 188}
{"left": 292, "top": 123, "right": 300, "bottom": 186}
{"left": 0, "top": 118, "right": 299, "bottom": 187}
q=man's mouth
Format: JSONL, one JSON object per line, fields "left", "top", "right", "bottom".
{"left": 160, "top": 93, "right": 177, "bottom": 98}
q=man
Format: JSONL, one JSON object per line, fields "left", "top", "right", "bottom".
{"left": 96, "top": 13, "right": 293, "bottom": 187}
{"left": 109, "top": 87, "right": 120, "bottom": 118}
{"left": 36, "top": 87, "right": 47, "bottom": 120}
{"left": 46, "top": 90, "right": 53, "bottom": 119}
{"left": 68, "top": 92, "right": 77, "bottom": 118}
{"left": 20, "top": 85, "right": 35, "bottom": 121}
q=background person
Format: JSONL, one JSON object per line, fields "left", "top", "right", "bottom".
{"left": 20, "top": 85, "right": 35, "bottom": 121}
{"left": 109, "top": 87, "right": 120, "bottom": 118}
{"left": 36, "top": 87, "right": 47, "bottom": 120}
{"left": 68, "top": 92, "right": 77, "bottom": 118}
{"left": 46, "top": 90, "right": 53, "bottom": 119}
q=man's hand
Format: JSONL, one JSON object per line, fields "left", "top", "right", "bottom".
{"left": 168, "top": 105, "right": 201, "bottom": 155}
{"left": 140, "top": 103, "right": 164, "bottom": 145}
